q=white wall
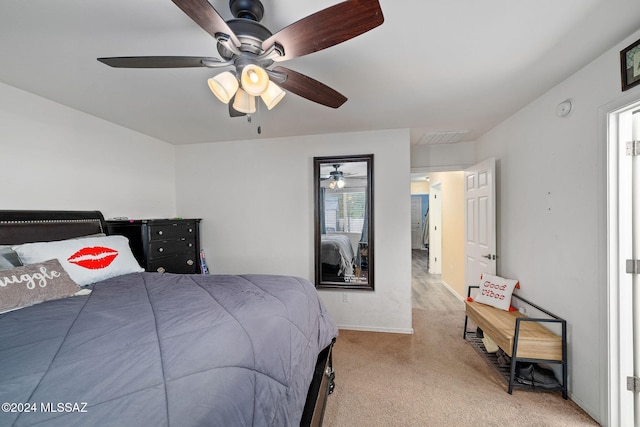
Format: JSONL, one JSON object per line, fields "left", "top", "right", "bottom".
{"left": 175, "top": 129, "right": 413, "bottom": 334}
{"left": 0, "top": 79, "right": 411, "bottom": 334}
{"left": 411, "top": 141, "right": 476, "bottom": 171}
{"left": 474, "top": 28, "right": 640, "bottom": 424}
{"left": 0, "top": 82, "right": 176, "bottom": 219}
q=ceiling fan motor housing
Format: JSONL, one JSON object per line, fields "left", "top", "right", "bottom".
{"left": 330, "top": 164, "right": 344, "bottom": 178}
{"left": 230, "top": 0, "right": 264, "bottom": 21}
{"left": 218, "top": 19, "right": 272, "bottom": 59}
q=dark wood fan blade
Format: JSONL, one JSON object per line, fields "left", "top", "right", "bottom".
{"left": 273, "top": 66, "right": 347, "bottom": 108}
{"left": 262, "top": 0, "right": 383, "bottom": 62}
{"left": 97, "top": 56, "right": 221, "bottom": 68}
{"left": 171, "top": 0, "right": 241, "bottom": 47}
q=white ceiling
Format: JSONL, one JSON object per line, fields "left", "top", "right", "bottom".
{"left": 1, "top": 0, "right": 638, "bottom": 145}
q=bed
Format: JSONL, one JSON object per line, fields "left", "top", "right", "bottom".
{"left": 0, "top": 210, "right": 337, "bottom": 427}
{"left": 320, "top": 234, "right": 355, "bottom": 282}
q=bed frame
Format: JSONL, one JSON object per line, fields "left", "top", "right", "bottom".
{"left": 0, "top": 209, "right": 335, "bottom": 427}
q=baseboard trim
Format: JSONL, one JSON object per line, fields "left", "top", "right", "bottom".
{"left": 337, "top": 324, "right": 414, "bottom": 334}
{"left": 440, "top": 279, "right": 465, "bottom": 302}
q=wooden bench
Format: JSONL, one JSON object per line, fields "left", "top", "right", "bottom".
{"left": 463, "top": 286, "right": 567, "bottom": 398}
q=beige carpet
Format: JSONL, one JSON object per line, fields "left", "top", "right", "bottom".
{"left": 321, "top": 307, "right": 599, "bottom": 427}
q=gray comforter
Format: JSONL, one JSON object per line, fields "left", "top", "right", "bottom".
{"left": 0, "top": 273, "right": 337, "bottom": 427}
{"left": 320, "top": 234, "right": 355, "bottom": 276}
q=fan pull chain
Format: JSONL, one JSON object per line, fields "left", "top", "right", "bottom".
{"left": 256, "top": 99, "right": 262, "bottom": 134}
{"left": 244, "top": 101, "right": 262, "bottom": 134}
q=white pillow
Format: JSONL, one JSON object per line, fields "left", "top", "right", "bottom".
{"left": 13, "top": 235, "right": 143, "bottom": 286}
{"left": 474, "top": 273, "right": 519, "bottom": 311}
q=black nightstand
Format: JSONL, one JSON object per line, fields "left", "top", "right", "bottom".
{"left": 106, "top": 218, "right": 201, "bottom": 274}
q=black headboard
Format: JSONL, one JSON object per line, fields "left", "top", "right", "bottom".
{"left": 0, "top": 210, "right": 106, "bottom": 245}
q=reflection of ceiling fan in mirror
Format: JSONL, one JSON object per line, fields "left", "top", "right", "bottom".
{"left": 321, "top": 164, "right": 356, "bottom": 189}
{"left": 97, "top": 0, "right": 384, "bottom": 116}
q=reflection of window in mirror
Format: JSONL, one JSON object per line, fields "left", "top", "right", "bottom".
{"left": 314, "top": 155, "right": 373, "bottom": 291}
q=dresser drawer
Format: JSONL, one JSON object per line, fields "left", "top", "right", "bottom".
{"left": 147, "top": 253, "right": 198, "bottom": 274}
{"left": 147, "top": 223, "right": 197, "bottom": 241}
{"left": 148, "top": 239, "right": 195, "bottom": 259}
{"left": 106, "top": 218, "right": 201, "bottom": 274}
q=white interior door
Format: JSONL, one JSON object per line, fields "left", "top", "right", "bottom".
{"left": 631, "top": 110, "right": 640, "bottom": 426}
{"left": 464, "top": 158, "right": 496, "bottom": 287}
{"left": 608, "top": 101, "right": 637, "bottom": 427}
{"left": 429, "top": 183, "right": 442, "bottom": 274}
{"left": 411, "top": 196, "right": 422, "bottom": 249}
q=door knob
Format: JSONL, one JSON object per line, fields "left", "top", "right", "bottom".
{"left": 482, "top": 254, "right": 495, "bottom": 260}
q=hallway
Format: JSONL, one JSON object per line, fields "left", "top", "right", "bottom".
{"left": 411, "top": 249, "right": 462, "bottom": 311}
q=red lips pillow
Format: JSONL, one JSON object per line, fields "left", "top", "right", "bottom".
{"left": 12, "top": 235, "right": 143, "bottom": 286}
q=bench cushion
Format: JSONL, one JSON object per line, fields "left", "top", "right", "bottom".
{"left": 465, "top": 300, "right": 562, "bottom": 360}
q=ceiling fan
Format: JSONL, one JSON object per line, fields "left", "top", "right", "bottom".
{"left": 97, "top": 0, "right": 384, "bottom": 117}
{"left": 321, "top": 164, "right": 356, "bottom": 189}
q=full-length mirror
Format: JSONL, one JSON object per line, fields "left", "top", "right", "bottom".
{"left": 314, "top": 154, "right": 373, "bottom": 290}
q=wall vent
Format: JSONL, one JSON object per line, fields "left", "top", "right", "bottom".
{"left": 415, "top": 130, "right": 470, "bottom": 145}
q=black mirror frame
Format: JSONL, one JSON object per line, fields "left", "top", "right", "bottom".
{"left": 314, "top": 154, "right": 374, "bottom": 291}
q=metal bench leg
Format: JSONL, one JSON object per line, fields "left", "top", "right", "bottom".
{"left": 508, "top": 355, "right": 516, "bottom": 394}
{"left": 561, "top": 321, "right": 568, "bottom": 399}
{"left": 463, "top": 314, "right": 469, "bottom": 340}
{"left": 463, "top": 286, "right": 476, "bottom": 340}
{"left": 509, "top": 321, "right": 523, "bottom": 395}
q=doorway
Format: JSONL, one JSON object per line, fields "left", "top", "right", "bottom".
{"left": 411, "top": 194, "right": 429, "bottom": 251}
{"left": 410, "top": 171, "right": 467, "bottom": 302}
{"left": 607, "top": 99, "right": 640, "bottom": 427}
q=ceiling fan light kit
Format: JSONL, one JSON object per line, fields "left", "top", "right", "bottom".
{"left": 97, "top": 0, "right": 384, "bottom": 118}
{"left": 232, "top": 88, "right": 256, "bottom": 114}
{"left": 261, "top": 81, "right": 286, "bottom": 110}
{"left": 207, "top": 71, "right": 239, "bottom": 104}
{"left": 240, "top": 63, "right": 269, "bottom": 96}
{"left": 328, "top": 177, "right": 345, "bottom": 190}
{"left": 325, "top": 164, "right": 347, "bottom": 189}
{"left": 208, "top": 61, "right": 284, "bottom": 110}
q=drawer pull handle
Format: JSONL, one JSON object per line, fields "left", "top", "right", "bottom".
{"left": 158, "top": 230, "right": 164, "bottom": 236}
{"left": 188, "top": 243, "right": 193, "bottom": 247}
{"left": 157, "top": 267, "right": 166, "bottom": 273}
{"left": 158, "top": 248, "right": 164, "bottom": 253}
{"left": 187, "top": 259, "right": 194, "bottom": 266}
{"left": 188, "top": 228, "right": 193, "bottom": 233}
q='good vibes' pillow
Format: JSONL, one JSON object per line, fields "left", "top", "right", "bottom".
{"left": 474, "top": 273, "right": 519, "bottom": 311}
{"left": 13, "top": 235, "right": 143, "bottom": 286}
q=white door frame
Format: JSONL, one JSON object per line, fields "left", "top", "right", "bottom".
{"left": 605, "top": 96, "right": 640, "bottom": 427}
{"left": 429, "top": 182, "right": 442, "bottom": 274}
